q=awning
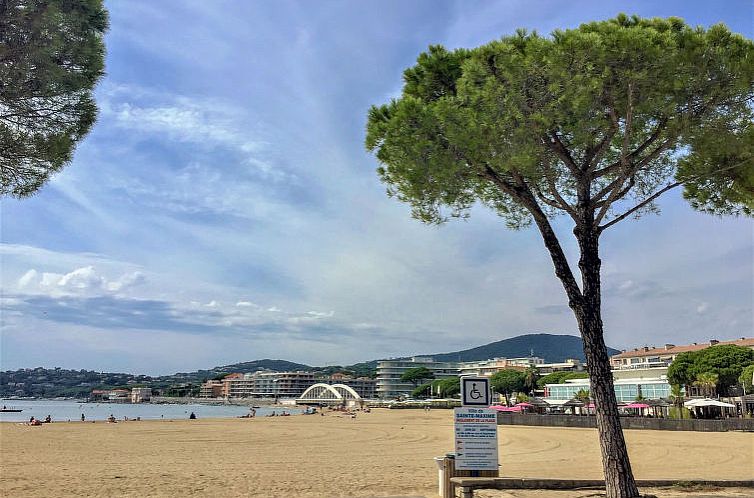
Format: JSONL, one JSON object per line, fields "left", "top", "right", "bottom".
{"left": 684, "top": 398, "right": 735, "bottom": 408}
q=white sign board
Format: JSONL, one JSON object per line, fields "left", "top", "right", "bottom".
{"left": 460, "top": 376, "right": 491, "bottom": 406}
{"left": 454, "top": 407, "right": 499, "bottom": 471}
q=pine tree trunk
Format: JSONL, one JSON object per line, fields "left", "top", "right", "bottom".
{"left": 523, "top": 187, "right": 641, "bottom": 498}
{"left": 575, "top": 227, "right": 641, "bottom": 498}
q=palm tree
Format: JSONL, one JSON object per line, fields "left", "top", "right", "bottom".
{"left": 669, "top": 384, "right": 686, "bottom": 419}
{"left": 693, "top": 372, "right": 719, "bottom": 398}
{"left": 575, "top": 388, "right": 591, "bottom": 415}
{"left": 523, "top": 366, "right": 538, "bottom": 395}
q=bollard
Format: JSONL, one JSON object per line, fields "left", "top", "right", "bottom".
{"left": 435, "top": 452, "right": 500, "bottom": 497}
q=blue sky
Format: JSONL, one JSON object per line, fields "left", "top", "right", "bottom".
{"left": 1, "top": 0, "right": 752, "bottom": 375}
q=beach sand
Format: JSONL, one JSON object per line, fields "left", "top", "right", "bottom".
{"left": 1, "top": 409, "right": 752, "bottom": 497}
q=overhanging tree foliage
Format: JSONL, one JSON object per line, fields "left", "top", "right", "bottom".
{"left": 366, "top": 15, "right": 753, "bottom": 498}
{"left": 0, "top": 0, "right": 108, "bottom": 198}
{"left": 667, "top": 344, "right": 754, "bottom": 392}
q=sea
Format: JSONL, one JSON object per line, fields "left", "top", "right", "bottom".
{"left": 0, "top": 399, "right": 301, "bottom": 423}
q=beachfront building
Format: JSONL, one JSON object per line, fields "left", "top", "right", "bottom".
{"left": 535, "top": 358, "right": 584, "bottom": 374}
{"left": 609, "top": 337, "right": 754, "bottom": 370}
{"left": 220, "top": 373, "right": 255, "bottom": 397}
{"left": 199, "top": 380, "right": 224, "bottom": 398}
{"left": 544, "top": 377, "right": 673, "bottom": 403}
{"left": 217, "top": 371, "right": 316, "bottom": 398}
{"left": 252, "top": 371, "right": 317, "bottom": 397}
{"left": 376, "top": 357, "right": 460, "bottom": 398}
{"left": 107, "top": 389, "right": 130, "bottom": 402}
{"left": 130, "top": 387, "right": 152, "bottom": 403}
{"left": 321, "top": 374, "right": 376, "bottom": 398}
{"left": 459, "top": 357, "right": 544, "bottom": 377}
{"left": 198, "top": 371, "right": 376, "bottom": 399}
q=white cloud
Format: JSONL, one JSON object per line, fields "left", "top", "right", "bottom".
{"left": 236, "top": 301, "right": 256, "bottom": 307}
{"left": 106, "top": 271, "right": 146, "bottom": 292}
{"left": 17, "top": 269, "right": 38, "bottom": 288}
{"left": 696, "top": 302, "right": 709, "bottom": 314}
{"left": 15, "top": 266, "right": 146, "bottom": 297}
{"left": 306, "top": 310, "right": 335, "bottom": 318}
{"left": 99, "top": 86, "right": 289, "bottom": 182}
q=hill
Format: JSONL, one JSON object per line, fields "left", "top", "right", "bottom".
{"left": 173, "top": 359, "right": 312, "bottom": 379}
{"left": 427, "top": 333, "right": 618, "bottom": 363}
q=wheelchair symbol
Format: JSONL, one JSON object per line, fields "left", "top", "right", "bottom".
{"left": 469, "top": 382, "right": 482, "bottom": 400}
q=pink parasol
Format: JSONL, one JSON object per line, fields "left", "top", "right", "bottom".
{"left": 623, "top": 403, "right": 650, "bottom": 409}
{"left": 490, "top": 405, "right": 521, "bottom": 412}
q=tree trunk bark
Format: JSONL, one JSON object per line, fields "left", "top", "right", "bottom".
{"left": 516, "top": 182, "right": 641, "bottom": 497}
{"left": 574, "top": 226, "right": 641, "bottom": 498}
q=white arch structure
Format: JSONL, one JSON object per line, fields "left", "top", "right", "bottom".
{"left": 298, "top": 383, "right": 362, "bottom": 402}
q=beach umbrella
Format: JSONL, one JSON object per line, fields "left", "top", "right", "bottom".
{"left": 646, "top": 399, "right": 671, "bottom": 407}
{"left": 528, "top": 397, "right": 550, "bottom": 407}
{"left": 490, "top": 405, "right": 522, "bottom": 412}
{"left": 686, "top": 399, "right": 734, "bottom": 408}
{"left": 623, "top": 403, "right": 650, "bottom": 409}
{"left": 563, "top": 399, "right": 584, "bottom": 407}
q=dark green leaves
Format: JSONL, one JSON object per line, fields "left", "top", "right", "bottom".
{"left": 1, "top": 0, "right": 108, "bottom": 198}
{"left": 490, "top": 368, "right": 526, "bottom": 394}
{"left": 667, "top": 345, "right": 754, "bottom": 391}
{"left": 366, "top": 15, "right": 754, "bottom": 227}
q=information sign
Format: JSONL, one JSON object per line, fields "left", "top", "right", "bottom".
{"left": 460, "top": 376, "right": 491, "bottom": 406}
{"left": 454, "top": 407, "right": 499, "bottom": 471}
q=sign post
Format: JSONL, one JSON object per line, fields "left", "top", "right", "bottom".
{"left": 454, "top": 376, "right": 498, "bottom": 472}
{"left": 453, "top": 407, "right": 499, "bottom": 471}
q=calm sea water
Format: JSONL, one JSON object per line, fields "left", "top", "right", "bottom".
{"left": 0, "top": 399, "right": 301, "bottom": 422}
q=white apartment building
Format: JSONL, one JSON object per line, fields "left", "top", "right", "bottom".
{"left": 376, "top": 357, "right": 460, "bottom": 398}
{"left": 459, "top": 357, "right": 544, "bottom": 377}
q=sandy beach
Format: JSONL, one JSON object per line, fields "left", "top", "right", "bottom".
{"left": 1, "top": 409, "right": 752, "bottom": 497}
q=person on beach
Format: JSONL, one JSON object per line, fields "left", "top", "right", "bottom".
{"left": 81, "top": 413, "right": 85, "bottom": 422}
{"left": 44, "top": 415, "right": 51, "bottom": 423}
{"left": 189, "top": 412, "right": 196, "bottom": 419}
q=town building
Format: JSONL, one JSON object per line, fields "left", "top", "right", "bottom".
{"left": 322, "top": 373, "right": 376, "bottom": 398}
{"left": 535, "top": 358, "right": 584, "bottom": 374}
{"left": 376, "top": 357, "right": 460, "bottom": 398}
{"left": 198, "top": 380, "right": 224, "bottom": 398}
{"left": 544, "top": 376, "right": 673, "bottom": 403}
{"left": 251, "top": 371, "right": 317, "bottom": 397}
{"left": 199, "top": 371, "right": 376, "bottom": 399}
{"left": 543, "top": 337, "right": 754, "bottom": 405}
{"left": 459, "top": 357, "right": 544, "bottom": 376}
{"left": 610, "top": 337, "right": 754, "bottom": 370}
{"left": 130, "top": 387, "right": 152, "bottom": 403}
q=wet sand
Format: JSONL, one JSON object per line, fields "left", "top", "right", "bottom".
{"left": 1, "top": 409, "right": 751, "bottom": 497}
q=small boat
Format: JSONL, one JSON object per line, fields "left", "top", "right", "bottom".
{"left": 0, "top": 407, "right": 22, "bottom": 412}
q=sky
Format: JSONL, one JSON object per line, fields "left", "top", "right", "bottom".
{"left": 1, "top": 0, "right": 753, "bottom": 375}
